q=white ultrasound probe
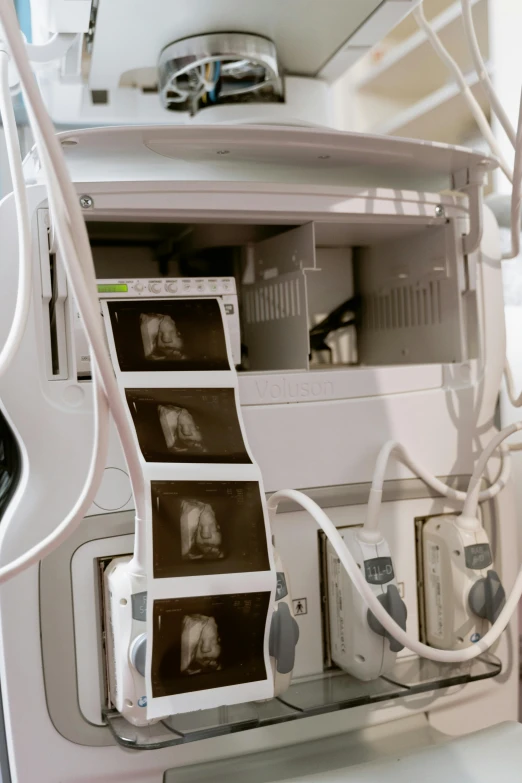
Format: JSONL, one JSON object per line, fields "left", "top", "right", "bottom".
{"left": 423, "top": 516, "right": 506, "bottom": 650}
{"left": 327, "top": 528, "right": 407, "bottom": 681}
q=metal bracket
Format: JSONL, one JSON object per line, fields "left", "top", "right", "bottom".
{"left": 452, "top": 164, "right": 489, "bottom": 256}
{"left": 26, "top": 33, "right": 80, "bottom": 66}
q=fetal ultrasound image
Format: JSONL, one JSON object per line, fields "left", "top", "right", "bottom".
{"left": 151, "top": 481, "right": 270, "bottom": 578}
{"left": 181, "top": 614, "right": 222, "bottom": 676}
{"left": 180, "top": 499, "right": 224, "bottom": 561}
{"left": 151, "top": 592, "right": 270, "bottom": 698}
{"left": 106, "top": 298, "right": 230, "bottom": 372}
{"left": 126, "top": 388, "right": 251, "bottom": 464}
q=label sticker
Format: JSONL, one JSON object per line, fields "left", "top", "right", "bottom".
{"left": 426, "top": 542, "right": 444, "bottom": 640}
{"left": 364, "top": 556, "right": 394, "bottom": 585}
{"left": 329, "top": 554, "right": 346, "bottom": 656}
{"left": 464, "top": 543, "right": 492, "bottom": 571}
{"left": 292, "top": 598, "right": 307, "bottom": 616}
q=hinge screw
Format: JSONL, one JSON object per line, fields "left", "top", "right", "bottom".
{"left": 79, "top": 195, "right": 94, "bottom": 209}
{"left": 435, "top": 204, "right": 445, "bottom": 218}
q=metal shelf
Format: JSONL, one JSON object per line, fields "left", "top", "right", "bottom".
{"left": 104, "top": 653, "right": 501, "bottom": 750}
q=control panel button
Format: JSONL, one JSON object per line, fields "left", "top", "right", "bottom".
{"left": 196, "top": 282, "right": 206, "bottom": 292}
{"left": 134, "top": 282, "right": 144, "bottom": 292}
{"left": 209, "top": 282, "right": 218, "bottom": 292}
{"left": 130, "top": 633, "right": 147, "bottom": 677}
{"left": 182, "top": 282, "right": 192, "bottom": 292}
{"left": 165, "top": 282, "right": 178, "bottom": 294}
{"left": 149, "top": 282, "right": 162, "bottom": 294}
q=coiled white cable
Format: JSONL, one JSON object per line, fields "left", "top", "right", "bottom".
{"left": 0, "top": 44, "right": 112, "bottom": 581}
{"left": 270, "top": 423, "right": 521, "bottom": 663}
{"left": 363, "top": 439, "right": 511, "bottom": 537}
{"left": 0, "top": 49, "right": 32, "bottom": 379}
{"left": 0, "top": 363, "right": 109, "bottom": 583}
{"left": 413, "top": 3, "right": 513, "bottom": 183}
{"left": 268, "top": 484, "right": 519, "bottom": 663}
{"left": 504, "top": 357, "right": 522, "bottom": 408}
{"left": 461, "top": 423, "right": 522, "bottom": 518}
{"left": 461, "top": 0, "right": 516, "bottom": 148}
{"left": 0, "top": 0, "right": 145, "bottom": 494}
{"left": 502, "top": 88, "right": 522, "bottom": 261}
{"left": 0, "top": 1, "right": 147, "bottom": 576}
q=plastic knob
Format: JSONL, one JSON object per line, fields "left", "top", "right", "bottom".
{"left": 468, "top": 570, "right": 506, "bottom": 624}
{"left": 268, "top": 603, "right": 300, "bottom": 675}
{"left": 367, "top": 584, "right": 407, "bottom": 653}
{"left": 166, "top": 282, "right": 178, "bottom": 294}
{"left": 130, "top": 633, "right": 147, "bottom": 677}
{"left": 134, "top": 283, "right": 144, "bottom": 292}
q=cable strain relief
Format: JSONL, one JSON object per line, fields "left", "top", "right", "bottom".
{"left": 456, "top": 514, "right": 482, "bottom": 532}
{"left": 356, "top": 528, "right": 384, "bottom": 545}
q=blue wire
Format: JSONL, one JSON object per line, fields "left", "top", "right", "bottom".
{"left": 209, "top": 62, "right": 220, "bottom": 103}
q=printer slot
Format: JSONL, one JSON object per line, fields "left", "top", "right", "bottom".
{"left": 85, "top": 216, "right": 474, "bottom": 375}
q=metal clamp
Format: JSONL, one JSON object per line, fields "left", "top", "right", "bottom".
{"left": 453, "top": 164, "right": 489, "bottom": 256}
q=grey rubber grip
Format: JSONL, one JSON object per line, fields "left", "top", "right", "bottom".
{"left": 468, "top": 570, "right": 506, "bottom": 624}
{"left": 367, "top": 584, "right": 407, "bottom": 653}
{"left": 130, "top": 633, "right": 147, "bottom": 677}
{"left": 269, "top": 602, "right": 300, "bottom": 675}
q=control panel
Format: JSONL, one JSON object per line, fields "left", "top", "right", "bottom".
{"left": 96, "top": 278, "right": 236, "bottom": 297}
{"left": 72, "top": 277, "right": 241, "bottom": 376}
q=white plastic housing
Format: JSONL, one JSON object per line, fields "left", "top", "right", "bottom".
{"left": 422, "top": 515, "right": 492, "bottom": 649}
{"left": 104, "top": 556, "right": 156, "bottom": 726}
{"left": 327, "top": 528, "right": 400, "bottom": 681}
{"left": 271, "top": 549, "right": 298, "bottom": 697}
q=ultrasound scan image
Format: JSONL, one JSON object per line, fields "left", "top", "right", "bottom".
{"left": 140, "top": 313, "right": 185, "bottom": 361}
{"left": 107, "top": 299, "right": 230, "bottom": 372}
{"left": 180, "top": 499, "right": 224, "bottom": 561}
{"left": 158, "top": 404, "right": 206, "bottom": 453}
{"left": 152, "top": 592, "right": 270, "bottom": 697}
{"left": 151, "top": 480, "right": 269, "bottom": 578}
{"left": 180, "top": 614, "right": 222, "bottom": 675}
{"left": 126, "top": 388, "right": 250, "bottom": 464}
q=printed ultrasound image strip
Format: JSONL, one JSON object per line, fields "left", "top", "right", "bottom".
{"left": 125, "top": 388, "right": 251, "bottom": 464}
{"left": 107, "top": 299, "right": 231, "bottom": 372}
{"left": 151, "top": 481, "right": 270, "bottom": 578}
{"left": 151, "top": 592, "right": 271, "bottom": 698}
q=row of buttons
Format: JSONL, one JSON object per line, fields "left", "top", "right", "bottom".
{"left": 131, "top": 279, "right": 234, "bottom": 295}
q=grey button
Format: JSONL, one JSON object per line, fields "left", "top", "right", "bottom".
{"left": 269, "top": 602, "right": 300, "bottom": 675}
{"left": 367, "top": 584, "right": 407, "bottom": 653}
{"left": 276, "top": 572, "right": 288, "bottom": 601}
{"left": 468, "top": 570, "right": 506, "bottom": 623}
{"left": 130, "top": 633, "right": 147, "bottom": 677}
{"left": 464, "top": 543, "right": 493, "bottom": 570}
{"left": 364, "top": 556, "right": 395, "bottom": 585}
{"left": 131, "top": 591, "right": 147, "bottom": 621}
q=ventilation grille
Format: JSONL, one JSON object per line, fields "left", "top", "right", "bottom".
{"left": 244, "top": 277, "right": 302, "bottom": 324}
{"left": 364, "top": 281, "right": 442, "bottom": 331}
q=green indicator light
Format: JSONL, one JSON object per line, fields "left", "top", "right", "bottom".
{"left": 97, "top": 284, "right": 128, "bottom": 293}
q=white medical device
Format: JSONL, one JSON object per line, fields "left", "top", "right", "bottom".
{"left": 29, "top": 0, "right": 418, "bottom": 127}
{"left": 422, "top": 516, "right": 505, "bottom": 650}
{"left": 103, "top": 556, "right": 150, "bottom": 726}
{"left": 0, "top": 120, "right": 516, "bottom": 783}
{"left": 0, "top": 0, "right": 521, "bottom": 781}
{"left": 74, "top": 276, "right": 241, "bottom": 374}
{"left": 327, "top": 528, "right": 407, "bottom": 681}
